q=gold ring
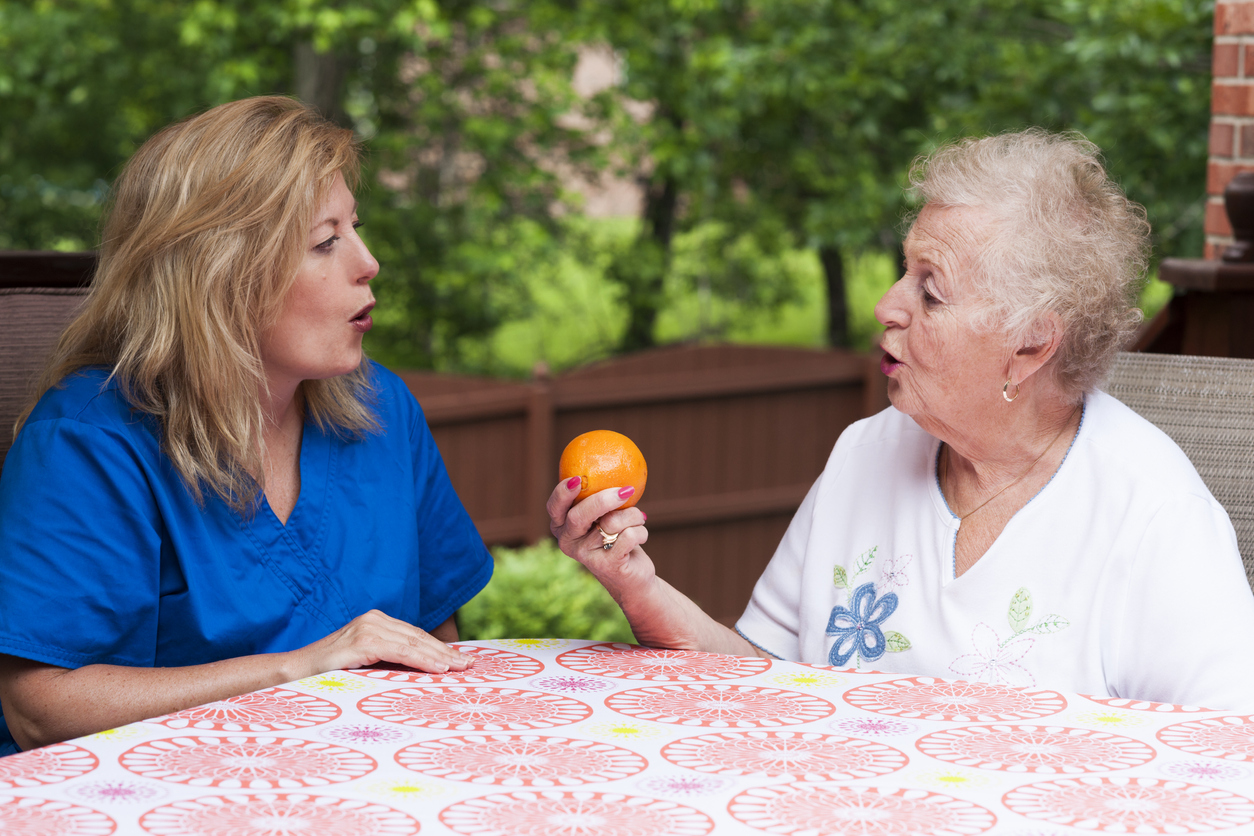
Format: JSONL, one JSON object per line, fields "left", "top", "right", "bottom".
{"left": 598, "top": 526, "right": 619, "bottom": 550}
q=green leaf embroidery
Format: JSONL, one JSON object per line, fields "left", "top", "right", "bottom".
{"left": 1027, "top": 614, "right": 1070, "bottom": 634}
{"left": 833, "top": 566, "right": 848, "bottom": 589}
{"left": 1008, "top": 587, "right": 1032, "bottom": 633}
{"left": 852, "top": 546, "right": 877, "bottom": 579}
{"left": 885, "top": 631, "right": 912, "bottom": 652}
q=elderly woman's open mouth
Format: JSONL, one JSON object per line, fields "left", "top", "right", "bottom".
{"left": 880, "top": 349, "right": 902, "bottom": 375}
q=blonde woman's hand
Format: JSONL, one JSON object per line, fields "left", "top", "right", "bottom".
{"left": 286, "top": 610, "right": 472, "bottom": 680}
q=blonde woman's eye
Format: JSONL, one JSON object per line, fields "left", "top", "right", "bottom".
{"left": 315, "top": 235, "right": 339, "bottom": 252}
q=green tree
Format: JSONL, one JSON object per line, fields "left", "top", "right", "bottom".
{"left": 0, "top": 0, "right": 599, "bottom": 370}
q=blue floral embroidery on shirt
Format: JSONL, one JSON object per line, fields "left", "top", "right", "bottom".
{"left": 827, "top": 547, "right": 911, "bottom": 669}
{"left": 825, "top": 582, "right": 898, "bottom": 666}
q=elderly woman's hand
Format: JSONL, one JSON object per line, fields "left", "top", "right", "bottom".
{"left": 548, "top": 477, "right": 652, "bottom": 600}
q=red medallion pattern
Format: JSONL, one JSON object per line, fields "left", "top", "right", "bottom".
{"left": 0, "top": 743, "right": 98, "bottom": 789}
{"left": 358, "top": 687, "right": 593, "bottom": 731}
{"left": 1083, "top": 695, "right": 1212, "bottom": 713}
{"left": 556, "top": 643, "right": 771, "bottom": 682}
{"left": 349, "top": 645, "right": 544, "bottom": 685}
{"left": 0, "top": 795, "right": 116, "bottom": 835}
{"left": 138, "top": 793, "right": 420, "bottom": 835}
{"left": 661, "top": 731, "right": 909, "bottom": 780}
{"left": 395, "top": 734, "right": 648, "bottom": 786}
{"left": 150, "top": 688, "right": 340, "bottom": 732}
{"left": 606, "top": 685, "right": 835, "bottom": 728}
{"left": 728, "top": 783, "right": 997, "bottom": 835}
{"left": 118, "top": 736, "right": 376, "bottom": 788}
{"left": 916, "top": 725, "right": 1156, "bottom": 773}
{"left": 439, "top": 790, "right": 715, "bottom": 835}
{"left": 1002, "top": 777, "right": 1254, "bottom": 832}
{"left": 1158, "top": 716, "right": 1254, "bottom": 761}
{"left": 844, "top": 678, "right": 1067, "bottom": 722}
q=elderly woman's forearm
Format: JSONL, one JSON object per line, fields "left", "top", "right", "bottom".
{"left": 617, "top": 576, "right": 769, "bottom": 658}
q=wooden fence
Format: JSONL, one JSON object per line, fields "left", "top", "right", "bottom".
{"left": 402, "top": 344, "right": 890, "bottom": 626}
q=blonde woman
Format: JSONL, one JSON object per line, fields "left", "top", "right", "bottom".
{"left": 0, "top": 97, "right": 492, "bottom": 755}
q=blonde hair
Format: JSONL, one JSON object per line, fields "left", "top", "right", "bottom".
{"left": 907, "top": 129, "right": 1152, "bottom": 400}
{"left": 19, "top": 96, "right": 378, "bottom": 509}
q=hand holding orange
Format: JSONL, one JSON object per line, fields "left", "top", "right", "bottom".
{"left": 558, "top": 430, "right": 647, "bottom": 509}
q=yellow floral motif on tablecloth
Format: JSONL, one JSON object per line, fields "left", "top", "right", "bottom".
{"left": 359, "top": 778, "right": 450, "bottom": 799}
{"left": 765, "top": 671, "right": 844, "bottom": 689}
{"left": 496, "top": 638, "right": 569, "bottom": 650}
{"left": 914, "top": 768, "right": 995, "bottom": 790}
{"left": 296, "top": 673, "right": 371, "bottom": 692}
{"left": 1072, "top": 710, "right": 1146, "bottom": 728}
{"left": 88, "top": 725, "right": 148, "bottom": 741}
{"left": 582, "top": 720, "right": 668, "bottom": 740}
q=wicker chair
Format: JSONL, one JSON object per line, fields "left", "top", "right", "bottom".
{"left": 1103, "top": 351, "right": 1254, "bottom": 592}
{"left": 0, "top": 252, "right": 93, "bottom": 471}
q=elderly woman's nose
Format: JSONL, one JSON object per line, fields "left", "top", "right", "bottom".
{"left": 874, "top": 279, "right": 909, "bottom": 328}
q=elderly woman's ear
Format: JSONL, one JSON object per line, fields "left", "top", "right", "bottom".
{"left": 1007, "top": 311, "right": 1065, "bottom": 391}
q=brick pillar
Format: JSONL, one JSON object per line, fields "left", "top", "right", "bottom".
{"left": 1209, "top": 1, "right": 1254, "bottom": 258}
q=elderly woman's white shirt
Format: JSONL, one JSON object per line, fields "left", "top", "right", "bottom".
{"left": 736, "top": 389, "right": 1254, "bottom": 711}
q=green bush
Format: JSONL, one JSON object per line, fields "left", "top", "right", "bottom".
{"left": 458, "top": 540, "right": 635, "bottom": 643}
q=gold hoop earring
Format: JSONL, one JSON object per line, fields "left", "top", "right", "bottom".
{"left": 1003, "top": 379, "right": 1020, "bottom": 403}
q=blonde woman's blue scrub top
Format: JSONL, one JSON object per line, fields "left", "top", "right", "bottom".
{"left": 0, "top": 362, "right": 493, "bottom": 755}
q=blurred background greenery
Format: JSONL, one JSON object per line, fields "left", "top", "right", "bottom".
{"left": 459, "top": 540, "right": 634, "bottom": 643}
{"left": 1, "top": 0, "right": 1206, "bottom": 377}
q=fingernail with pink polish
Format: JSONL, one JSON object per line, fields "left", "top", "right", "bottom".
{"left": 567, "top": 476, "right": 582, "bottom": 491}
{"left": 641, "top": 511, "right": 648, "bottom": 522}
{"left": 618, "top": 486, "right": 635, "bottom": 499}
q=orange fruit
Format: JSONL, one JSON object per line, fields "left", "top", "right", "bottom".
{"left": 558, "top": 430, "right": 647, "bottom": 509}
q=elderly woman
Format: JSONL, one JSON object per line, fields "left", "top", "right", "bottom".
{"left": 550, "top": 129, "right": 1254, "bottom": 710}
{"left": 0, "top": 97, "right": 492, "bottom": 755}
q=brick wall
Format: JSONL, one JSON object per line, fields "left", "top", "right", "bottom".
{"left": 1209, "top": 1, "right": 1254, "bottom": 258}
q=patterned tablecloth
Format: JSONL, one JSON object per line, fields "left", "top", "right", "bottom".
{"left": 3, "top": 639, "right": 1254, "bottom": 835}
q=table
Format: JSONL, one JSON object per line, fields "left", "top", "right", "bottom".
{"left": 3, "top": 639, "right": 1254, "bottom": 835}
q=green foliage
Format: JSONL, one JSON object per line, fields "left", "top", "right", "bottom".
{"left": 458, "top": 540, "right": 635, "bottom": 643}
{"left": 0, "top": 0, "right": 1215, "bottom": 367}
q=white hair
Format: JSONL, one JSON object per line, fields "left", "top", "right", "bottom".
{"left": 908, "top": 129, "right": 1152, "bottom": 400}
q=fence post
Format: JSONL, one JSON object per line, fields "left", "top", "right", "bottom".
{"left": 524, "top": 379, "right": 554, "bottom": 544}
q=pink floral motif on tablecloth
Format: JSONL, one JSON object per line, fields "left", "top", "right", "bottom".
{"left": 1002, "top": 777, "right": 1254, "bottom": 832}
{"left": 348, "top": 645, "right": 544, "bottom": 684}
{"left": 119, "top": 736, "right": 376, "bottom": 789}
{"left": 67, "top": 781, "right": 166, "bottom": 805}
{"left": 149, "top": 687, "right": 340, "bottom": 732}
{"left": 606, "top": 684, "right": 835, "bottom": 728}
{"left": 637, "top": 774, "right": 734, "bottom": 797}
{"left": 831, "top": 717, "right": 917, "bottom": 737}
{"left": 844, "top": 677, "right": 1066, "bottom": 721}
{"left": 555, "top": 643, "right": 771, "bottom": 681}
{"left": 1158, "top": 716, "right": 1254, "bottom": 762}
{"left": 395, "top": 734, "right": 648, "bottom": 786}
{"left": 1083, "top": 694, "right": 1213, "bottom": 713}
{"left": 728, "top": 783, "right": 997, "bottom": 835}
{"left": 916, "top": 725, "right": 1156, "bottom": 774}
{"left": 138, "top": 792, "right": 420, "bottom": 835}
{"left": 358, "top": 686, "right": 593, "bottom": 731}
{"left": 662, "top": 730, "right": 908, "bottom": 780}
{"left": 319, "top": 724, "right": 413, "bottom": 746}
{"left": 532, "top": 675, "right": 615, "bottom": 693}
{"left": 1162, "top": 760, "right": 1252, "bottom": 782}
{"left": 0, "top": 795, "right": 116, "bottom": 835}
{"left": 439, "top": 789, "right": 715, "bottom": 835}
{"left": 0, "top": 743, "right": 97, "bottom": 789}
